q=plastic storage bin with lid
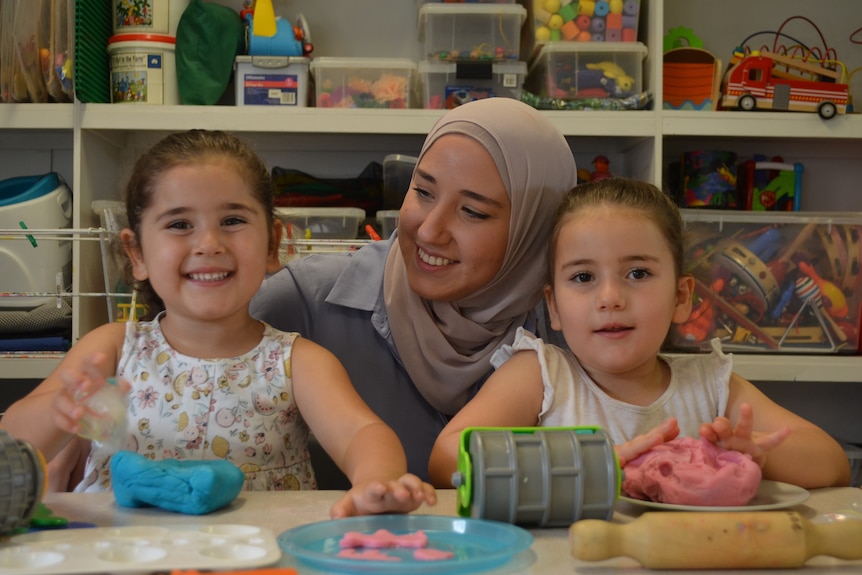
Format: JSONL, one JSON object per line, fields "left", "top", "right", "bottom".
{"left": 383, "top": 154, "right": 418, "bottom": 210}
{"left": 418, "top": 60, "right": 526, "bottom": 109}
{"left": 234, "top": 56, "right": 309, "bottom": 106}
{"left": 668, "top": 210, "right": 862, "bottom": 355}
{"left": 418, "top": 3, "right": 527, "bottom": 62}
{"left": 376, "top": 210, "right": 400, "bottom": 239}
{"left": 0, "top": 173, "right": 72, "bottom": 309}
{"left": 277, "top": 207, "right": 367, "bottom": 261}
{"left": 524, "top": 41, "right": 647, "bottom": 100}
{"left": 529, "top": 0, "right": 641, "bottom": 46}
{"left": 310, "top": 57, "right": 416, "bottom": 108}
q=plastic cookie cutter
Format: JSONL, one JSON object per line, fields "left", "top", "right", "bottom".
{"left": 452, "top": 427, "right": 620, "bottom": 527}
{"left": 0, "top": 429, "right": 48, "bottom": 536}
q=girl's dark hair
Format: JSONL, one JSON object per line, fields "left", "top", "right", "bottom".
{"left": 546, "top": 177, "right": 685, "bottom": 284}
{"left": 123, "top": 130, "right": 274, "bottom": 319}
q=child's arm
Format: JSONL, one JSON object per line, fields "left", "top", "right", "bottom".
{"left": 428, "top": 351, "right": 545, "bottom": 487}
{"left": 0, "top": 322, "right": 125, "bottom": 462}
{"left": 289, "top": 336, "right": 436, "bottom": 518}
{"left": 700, "top": 373, "right": 850, "bottom": 488}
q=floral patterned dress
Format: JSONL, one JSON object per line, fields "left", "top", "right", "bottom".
{"left": 74, "top": 313, "right": 317, "bottom": 492}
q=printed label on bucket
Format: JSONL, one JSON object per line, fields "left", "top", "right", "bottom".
{"left": 242, "top": 73, "right": 300, "bottom": 106}
{"left": 111, "top": 51, "right": 165, "bottom": 104}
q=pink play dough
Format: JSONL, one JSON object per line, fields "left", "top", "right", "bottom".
{"left": 339, "top": 529, "right": 428, "bottom": 549}
{"left": 622, "top": 436, "right": 762, "bottom": 506}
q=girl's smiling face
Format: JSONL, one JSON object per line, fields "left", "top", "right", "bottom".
{"left": 546, "top": 204, "right": 693, "bottom": 384}
{"left": 122, "top": 160, "right": 274, "bottom": 326}
{"left": 397, "top": 134, "right": 511, "bottom": 302}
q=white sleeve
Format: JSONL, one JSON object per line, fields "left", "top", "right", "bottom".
{"left": 491, "top": 327, "right": 573, "bottom": 424}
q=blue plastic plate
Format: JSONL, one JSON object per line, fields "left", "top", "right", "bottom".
{"left": 277, "top": 514, "right": 533, "bottom": 574}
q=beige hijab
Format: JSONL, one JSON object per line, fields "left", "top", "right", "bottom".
{"left": 384, "top": 98, "right": 577, "bottom": 415}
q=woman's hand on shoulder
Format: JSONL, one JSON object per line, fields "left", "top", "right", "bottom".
{"left": 329, "top": 473, "right": 437, "bottom": 518}
{"left": 698, "top": 402, "right": 790, "bottom": 467}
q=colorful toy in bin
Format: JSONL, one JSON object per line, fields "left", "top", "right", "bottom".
{"left": 532, "top": 0, "right": 640, "bottom": 45}
{"left": 241, "top": 0, "right": 312, "bottom": 57}
{"left": 672, "top": 211, "right": 862, "bottom": 354}
{"left": 452, "top": 427, "right": 619, "bottom": 527}
{"left": 737, "top": 160, "right": 803, "bottom": 211}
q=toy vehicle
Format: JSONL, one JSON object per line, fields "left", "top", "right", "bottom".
{"left": 720, "top": 50, "right": 849, "bottom": 119}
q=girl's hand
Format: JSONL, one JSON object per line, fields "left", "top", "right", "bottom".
{"left": 699, "top": 402, "right": 791, "bottom": 467}
{"left": 614, "top": 417, "right": 679, "bottom": 468}
{"left": 329, "top": 474, "right": 437, "bottom": 519}
{"left": 52, "top": 353, "right": 128, "bottom": 436}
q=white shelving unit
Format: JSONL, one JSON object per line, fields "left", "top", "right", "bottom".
{"left": 2, "top": 0, "right": 862, "bottom": 385}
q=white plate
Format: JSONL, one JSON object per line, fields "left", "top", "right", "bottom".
{"left": 619, "top": 480, "right": 810, "bottom": 512}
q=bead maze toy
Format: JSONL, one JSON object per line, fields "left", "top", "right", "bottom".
{"left": 451, "top": 427, "right": 620, "bottom": 527}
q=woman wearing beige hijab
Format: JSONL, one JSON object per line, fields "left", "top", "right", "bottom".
{"left": 251, "top": 98, "right": 577, "bottom": 483}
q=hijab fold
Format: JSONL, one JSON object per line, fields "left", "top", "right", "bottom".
{"left": 384, "top": 99, "right": 577, "bottom": 415}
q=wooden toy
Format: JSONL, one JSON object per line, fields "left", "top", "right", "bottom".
{"left": 570, "top": 511, "right": 862, "bottom": 569}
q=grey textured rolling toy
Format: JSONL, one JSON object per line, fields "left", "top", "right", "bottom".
{"left": 451, "top": 427, "right": 620, "bottom": 527}
{"left": 0, "top": 429, "right": 46, "bottom": 535}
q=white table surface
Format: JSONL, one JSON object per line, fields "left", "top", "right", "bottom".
{"left": 37, "top": 487, "right": 862, "bottom": 574}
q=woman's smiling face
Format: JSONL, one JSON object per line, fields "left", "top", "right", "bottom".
{"left": 397, "top": 134, "right": 511, "bottom": 302}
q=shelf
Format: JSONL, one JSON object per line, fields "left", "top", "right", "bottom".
{"left": 729, "top": 355, "right": 862, "bottom": 383}
{"left": 0, "top": 355, "right": 63, "bottom": 380}
{"left": 0, "top": 104, "right": 74, "bottom": 130}
{"left": 662, "top": 111, "right": 862, "bottom": 140}
{"left": 77, "top": 104, "right": 660, "bottom": 138}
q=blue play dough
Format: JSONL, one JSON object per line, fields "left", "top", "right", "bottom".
{"left": 110, "top": 450, "right": 244, "bottom": 515}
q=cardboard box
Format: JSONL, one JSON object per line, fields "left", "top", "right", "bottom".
{"left": 418, "top": 60, "right": 526, "bottom": 109}
{"left": 525, "top": 41, "right": 646, "bottom": 100}
{"left": 234, "top": 56, "right": 309, "bottom": 106}
{"left": 668, "top": 210, "right": 862, "bottom": 354}
{"left": 418, "top": 3, "right": 526, "bottom": 62}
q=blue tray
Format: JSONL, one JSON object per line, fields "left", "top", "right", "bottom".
{"left": 277, "top": 514, "right": 533, "bottom": 574}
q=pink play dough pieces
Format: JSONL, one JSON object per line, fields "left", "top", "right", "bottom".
{"left": 337, "top": 528, "right": 454, "bottom": 562}
{"left": 337, "top": 548, "right": 401, "bottom": 561}
{"left": 339, "top": 528, "right": 429, "bottom": 549}
{"left": 622, "top": 436, "right": 762, "bottom": 506}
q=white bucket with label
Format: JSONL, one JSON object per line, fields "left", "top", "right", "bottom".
{"left": 0, "top": 173, "right": 73, "bottom": 309}
{"left": 108, "top": 33, "right": 178, "bottom": 105}
{"left": 113, "top": 0, "right": 190, "bottom": 36}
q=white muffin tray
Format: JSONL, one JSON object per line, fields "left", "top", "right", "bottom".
{"left": 0, "top": 524, "right": 281, "bottom": 574}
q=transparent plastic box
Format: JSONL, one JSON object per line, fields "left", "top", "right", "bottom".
{"left": 376, "top": 210, "right": 400, "bottom": 239}
{"left": 418, "top": 3, "right": 527, "bottom": 62}
{"left": 310, "top": 57, "right": 416, "bottom": 108}
{"left": 418, "top": 60, "right": 526, "bottom": 109}
{"left": 383, "top": 154, "right": 418, "bottom": 210}
{"left": 524, "top": 41, "right": 647, "bottom": 100}
{"left": 277, "top": 207, "right": 367, "bottom": 261}
{"left": 529, "top": 0, "right": 641, "bottom": 48}
{"left": 668, "top": 210, "right": 862, "bottom": 355}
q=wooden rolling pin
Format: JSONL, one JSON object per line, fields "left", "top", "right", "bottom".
{"left": 570, "top": 511, "right": 862, "bottom": 569}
